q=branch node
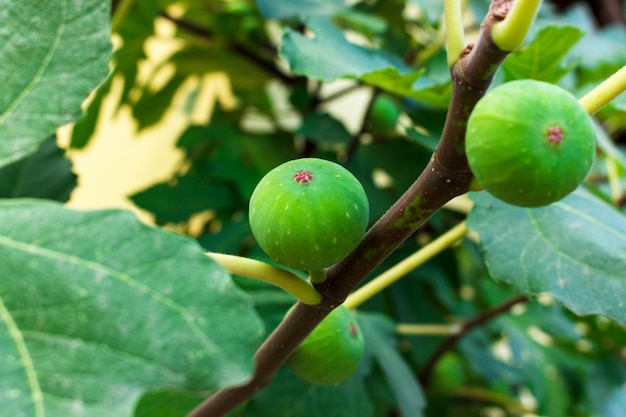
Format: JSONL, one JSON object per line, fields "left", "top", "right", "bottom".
{"left": 491, "top": 0, "right": 513, "bottom": 20}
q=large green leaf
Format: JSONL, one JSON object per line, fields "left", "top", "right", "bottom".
{"left": 502, "top": 25, "right": 584, "bottom": 83}
{"left": 280, "top": 17, "right": 409, "bottom": 83}
{"left": 0, "top": 200, "right": 263, "bottom": 417}
{"left": 467, "top": 189, "right": 626, "bottom": 324}
{"left": 0, "top": 0, "right": 111, "bottom": 167}
{"left": 281, "top": 18, "right": 449, "bottom": 104}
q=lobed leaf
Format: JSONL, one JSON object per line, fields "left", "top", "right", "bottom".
{"left": 280, "top": 17, "right": 409, "bottom": 83}
{"left": 0, "top": 0, "right": 111, "bottom": 167}
{"left": 467, "top": 189, "right": 626, "bottom": 324}
{"left": 0, "top": 200, "right": 263, "bottom": 417}
{"left": 281, "top": 21, "right": 450, "bottom": 105}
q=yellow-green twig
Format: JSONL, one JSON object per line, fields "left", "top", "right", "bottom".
{"left": 578, "top": 65, "right": 626, "bottom": 116}
{"left": 444, "top": 0, "right": 465, "bottom": 67}
{"left": 606, "top": 156, "right": 623, "bottom": 202}
{"left": 578, "top": 66, "right": 626, "bottom": 203}
{"left": 344, "top": 221, "right": 469, "bottom": 309}
{"left": 396, "top": 323, "right": 460, "bottom": 336}
{"left": 491, "top": 0, "right": 542, "bottom": 51}
{"left": 206, "top": 253, "right": 323, "bottom": 305}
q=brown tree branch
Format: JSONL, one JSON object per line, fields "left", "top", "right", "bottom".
{"left": 418, "top": 294, "right": 530, "bottom": 386}
{"left": 186, "top": 2, "right": 514, "bottom": 416}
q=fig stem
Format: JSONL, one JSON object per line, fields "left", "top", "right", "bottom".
{"left": 578, "top": 65, "right": 626, "bottom": 115}
{"left": 206, "top": 253, "right": 323, "bottom": 305}
{"left": 309, "top": 269, "right": 327, "bottom": 285}
{"left": 444, "top": 0, "right": 465, "bottom": 67}
{"left": 491, "top": 0, "right": 542, "bottom": 51}
{"left": 343, "top": 222, "right": 468, "bottom": 309}
{"left": 468, "top": 178, "right": 484, "bottom": 192}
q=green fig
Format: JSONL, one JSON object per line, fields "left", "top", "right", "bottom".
{"left": 249, "top": 158, "right": 369, "bottom": 271}
{"left": 286, "top": 305, "right": 365, "bottom": 385}
{"left": 465, "top": 79, "right": 595, "bottom": 207}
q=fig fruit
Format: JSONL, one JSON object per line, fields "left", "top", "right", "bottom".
{"left": 286, "top": 305, "right": 365, "bottom": 385}
{"left": 249, "top": 158, "right": 369, "bottom": 271}
{"left": 369, "top": 95, "right": 400, "bottom": 134}
{"left": 465, "top": 79, "right": 595, "bottom": 207}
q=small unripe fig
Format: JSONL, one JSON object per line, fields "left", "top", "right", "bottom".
{"left": 249, "top": 158, "right": 369, "bottom": 271}
{"left": 465, "top": 80, "right": 595, "bottom": 207}
{"left": 286, "top": 305, "right": 365, "bottom": 385}
{"left": 369, "top": 95, "right": 400, "bottom": 134}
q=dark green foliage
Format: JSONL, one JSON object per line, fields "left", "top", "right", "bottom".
{"left": 0, "top": 135, "right": 76, "bottom": 201}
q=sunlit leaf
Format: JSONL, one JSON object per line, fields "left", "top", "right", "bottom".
{"left": 0, "top": 200, "right": 263, "bottom": 417}
{"left": 468, "top": 189, "right": 626, "bottom": 324}
{"left": 280, "top": 17, "right": 409, "bottom": 83}
{"left": 0, "top": 0, "right": 111, "bottom": 167}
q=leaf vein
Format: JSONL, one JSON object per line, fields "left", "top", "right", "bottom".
{"left": 0, "top": 0, "right": 67, "bottom": 125}
{"left": 0, "top": 234, "right": 223, "bottom": 360}
{"left": 0, "top": 297, "right": 45, "bottom": 417}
